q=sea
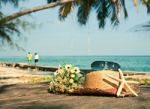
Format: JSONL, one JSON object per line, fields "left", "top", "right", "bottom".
{"left": 0, "top": 56, "right": 150, "bottom": 72}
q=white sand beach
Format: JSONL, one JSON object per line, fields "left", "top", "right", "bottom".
{"left": 0, "top": 64, "right": 150, "bottom": 109}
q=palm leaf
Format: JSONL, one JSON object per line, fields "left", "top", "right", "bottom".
{"left": 77, "top": 0, "right": 95, "bottom": 25}
{"left": 120, "top": 0, "right": 128, "bottom": 18}
{"left": 59, "top": 2, "right": 73, "bottom": 20}
{"left": 0, "top": 0, "right": 25, "bottom": 8}
{"left": 0, "top": 29, "right": 12, "bottom": 44}
{"left": 58, "top": 0, "right": 80, "bottom": 20}
{"left": 133, "top": 21, "right": 150, "bottom": 32}
{"left": 111, "top": 3, "right": 119, "bottom": 26}
{"left": 47, "top": 0, "right": 58, "bottom": 3}
{"left": 96, "top": 0, "right": 111, "bottom": 28}
{"left": 0, "top": 12, "right": 32, "bottom": 50}
{"left": 144, "top": 0, "right": 150, "bottom": 13}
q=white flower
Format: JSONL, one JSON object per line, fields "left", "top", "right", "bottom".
{"left": 65, "top": 64, "right": 72, "bottom": 71}
{"left": 69, "top": 79, "right": 74, "bottom": 84}
{"left": 57, "top": 69, "right": 64, "bottom": 74}
{"left": 70, "top": 69, "right": 75, "bottom": 73}
{"left": 58, "top": 65, "right": 62, "bottom": 70}
{"left": 53, "top": 72, "right": 57, "bottom": 76}
{"left": 73, "top": 67, "right": 80, "bottom": 73}
{"left": 70, "top": 74, "right": 75, "bottom": 78}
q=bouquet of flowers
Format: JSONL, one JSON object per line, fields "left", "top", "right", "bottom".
{"left": 49, "top": 64, "right": 84, "bottom": 93}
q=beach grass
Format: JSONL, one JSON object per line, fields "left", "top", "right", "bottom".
{"left": 30, "top": 75, "right": 53, "bottom": 83}
{"left": 126, "top": 78, "right": 150, "bottom": 85}
{"left": 17, "top": 75, "right": 53, "bottom": 83}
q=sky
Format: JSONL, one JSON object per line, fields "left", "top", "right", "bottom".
{"left": 0, "top": 0, "right": 150, "bottom": 56}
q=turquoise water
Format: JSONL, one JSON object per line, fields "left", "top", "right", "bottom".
{"left": 0, "top": 56, "right": 150, "bottom": 72}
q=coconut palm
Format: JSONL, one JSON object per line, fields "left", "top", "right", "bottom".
{"left": 132, "top": 0, "right": 150, "bottom": 31}
{"left": 0, "top": 0, "right": 75, "bottom": 24}
{"left": 0, "top": 0, "right": 150, "bottom": 49}
{"left": 133, "top": 21, "right": 150, "bottom": 32}
{"left": 0, "top": 0, "right": 131, "bottom": 26}
{"left": 0, "top": 0, "right": 21, "bottom": 7}
{"left": 139, "top": 0, "right": 150, "bottom": 31}
{"left": 57, "top": 0, "right": 128, "bottom": 28}
{"left": 0, "top": 0, "right": 150, "bottom": 29}
{"left": 1, "top": 0, "right": 149, "bottom": 30}
{"left": 144, "top": 0, "right": 150, "bottom": 13}
{"left": 0, "top": 0, "right": 25, "bottom": 49}
{"left": 0, "top": 12, "right": 32, "bottom": 50}
{"left": 47, "top": 0, "right": 127, "bottom": 28}
{"left": 0, "top": 0, "right": 75, "bottom": 49}
{"left": 49, "top": 0, "right": 150, "bottom": 28}
{"left": 141, "top": 21, "right": 150, "bottom": 31}
{"left": 0, "top": 0, "right": 27, "bottom": 9}
{"left": 133, "top": 0, "right": 150, "bottom": 13}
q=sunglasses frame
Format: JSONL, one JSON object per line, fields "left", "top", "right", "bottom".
{"left": 91, "top": 61, "right": 120, "bottom": 71}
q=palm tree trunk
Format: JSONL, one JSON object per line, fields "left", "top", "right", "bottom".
{"left": 0, "top": 0, "right": 75, "bottom": 24}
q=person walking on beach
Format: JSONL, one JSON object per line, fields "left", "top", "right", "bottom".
{"left": 26, "top": 52, "right": 33, "bottom": 64}
{"left": 34, "top": 53, "right": 39, "bottom": 66}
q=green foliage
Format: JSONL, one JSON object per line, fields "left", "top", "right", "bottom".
{"left": 0, "top": 0, "right": 26, "bottom": 8}
{"left": 47, "top": 0, "right": 58, "bottom": 3}
{"left": 0, "top": 12, "right": 35, "bottom": 50}
{"left": 57, "top": 0, "right": 128, "bottom": 28}
{"left": 142, "top": 0, "right": 150, "bottom": 13}
{"left": 0, "top": 13, "right": 19, "bottom": 49}
{"left": 0, "top": 0, "right": 149, "bottom": 49}
{"left": 59, "top": 2, "right": 73, "bottom": 20}
{"left": 0, "top": 0, "right": 36, "bottom": 49}
{"left": 57, "top": 0, "right": 150, "bottom": 29}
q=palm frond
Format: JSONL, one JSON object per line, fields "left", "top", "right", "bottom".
{"left": 77, "top": 0, "right": 95, "bottom": 25}
{"left": 95, "top": 0, "right": 111, "bottom": 28}
{"left": 5, "top": 22, "right": 20, "bottom": 35}
{"left": 133, "top": 21, "right": 150, "bottom": 32}
{"left": 144, "top": 0, "right": 150, "bottom": 13}
{"left": 47, "top": 0, "right": 58, "bottom": 3}
{"left": 0, "top": 29, "right": 12, "bottom": 44}
{"left": 0, "top": 12, "right": 33, "bottom": 50}
{"left": 132, "top": 0, "right": 138, "bottom": 7}
{"left": 0, "top": 0, "right": 25, "bottom": 8}
{"left": 111, "top": 3, "right": 119, "bottom": 26}
{"left": 120, "top": 0, "right": 128, "bottom": 18}
{"left": 59, "top": 2, "right": 73, "bottom": 20}
{"left": 58, "top": 0, "right": 80, "bottom": 21}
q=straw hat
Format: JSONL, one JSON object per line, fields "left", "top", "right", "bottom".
{"left": 72, "top": 70, "right": 140, "bottom": 96}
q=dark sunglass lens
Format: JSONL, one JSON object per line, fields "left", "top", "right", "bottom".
{"left": 107, "top": 62, "right": 120, "bottom": 71}
{"left": 91, "top": 61, "right": 105, "bottom": 70}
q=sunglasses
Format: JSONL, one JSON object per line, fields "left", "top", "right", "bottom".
{"left": 91, "top": 61, "right": 120, "bottom": 71}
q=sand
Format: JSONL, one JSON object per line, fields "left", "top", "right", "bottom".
{"left": 0, "top": 66, "right": 52, "bottom": 85}
{"left": 0, "top": 82, "right": 149, "bottom": 109}
{"left": 0, "top": 66, "right": 150, "bottom": 109}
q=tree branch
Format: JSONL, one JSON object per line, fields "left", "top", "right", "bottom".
{"left": 0, "top": 0, "right": 76, "bottom": 24}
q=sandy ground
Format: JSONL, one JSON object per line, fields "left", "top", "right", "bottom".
{"left": 1, "top": 66, "right": 150, "bottom": 83}
{"left": 0, "top": 66, "right": 31, "bottom": 84}
{"left": 0, "top": 82, "right": 150, "bottom": 109}
{"left": 0, "top": 66, "right": 150, "bottom": 109}
{"left": 0, "top": 66, "right": 52, "bottom": 85}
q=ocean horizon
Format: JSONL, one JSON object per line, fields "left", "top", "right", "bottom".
{"left": 0, "top": 55, "right": 150, "bottom": 72}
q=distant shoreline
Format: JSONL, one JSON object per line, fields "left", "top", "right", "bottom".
{"left": 0, "top": 55, "right": 150, "bottom": 57}
{"left": 1, "top": 56, "right": 150, "bottom": 72}
{"left": 0, "top": 62, "right": 150, "bottom": 75}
